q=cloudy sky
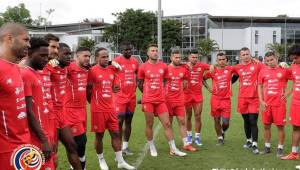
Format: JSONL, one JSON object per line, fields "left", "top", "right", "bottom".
{"left": 1, "top": 0, "right": 300, "bottom": 24}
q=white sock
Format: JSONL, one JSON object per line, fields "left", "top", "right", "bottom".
{"left": 79, "top": 156, "right": 86, "bottom": 162}
{"left": 195, "top": 133, "right": 200, "bottom": 138}
{"left": 97, "top": 153, "right": 104, "bottom": 159}
{"left": 187, "top": 131, "right": 192, "bottom": 136}
{"left": 292, "top": 146, "right": 299, "bottom": 153}
{"left": 218, "top": 136, "right": 223, "bottom": 140}
{"left": 122, "top": 141, "right": 129, "bottom": 150}
{"left": 265, "top": 143, "right": 271, "bottom": 148}
{"left": 182, "top": 137, "right": 189, "bottom": 146}
{"left": 115, "top": 151, "right": 124, "bottom": 164}
{"left": 278, "top": 145, "right": 284, "bottom": 149}
{"left": 168, "top": 140, "right": 177, "bottom": 150}
{"left": 148, "top": 140, "right": 156, "bottom": 151}
{"left": 247, "top": 138, "right": 252, "bottom": 142}
{"left": 252, "top": 142, "right": 258, "bottom": 147}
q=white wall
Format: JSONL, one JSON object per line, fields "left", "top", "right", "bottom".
{"left": 209, "top": 28, "right": 245, "bottom": 50}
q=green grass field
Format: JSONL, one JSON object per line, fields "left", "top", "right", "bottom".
{"left": 57, "top": 82, "right": 300, "bottom": 170}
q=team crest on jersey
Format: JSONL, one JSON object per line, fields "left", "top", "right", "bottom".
{"left": 6, "top": 78, "right": 12, "bottom": 84}
{"left": 11, "top": 144, "right": 45, "bottom": 170}
{"left": 132, "top": 64, "right": 136, "bottom": 69}
{"left": 110, "top": 74, "right": 114, "bottom": 80}
{"left": 159, "top": 69, "right": 164, "bottom": 74}
{"left": 197, "top": 68, "right": 201, "bottom": 72}
{"left": 277, "top": 73, "right": 282, "bottom": 78}
{"left": 250, "top": 66, "right": 255, "bottom": 71}
{"left": 179, "top": 73, "right": 184, "bottom": 77}
{"left": 224, "top": 70, "right": 228, "bottom": 74}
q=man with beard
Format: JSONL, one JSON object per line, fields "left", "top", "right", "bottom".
{"left": 113, "top": 43, "right": 139, "bottom": 155}
{"left": 21, "top": 37, "right": 54, "bottom": 169}
{"left": 0, "top": 23, "right": 31, "bottom": 170}
{"left": 44, "top": 34, "right": 82, "bottom": 170}
{"left": 64, "top": 47, "right": 90, "bottom": 170}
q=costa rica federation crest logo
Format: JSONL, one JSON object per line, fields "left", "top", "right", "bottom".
{"left": 11, "top": 144, "right": 45, "bottom": 170}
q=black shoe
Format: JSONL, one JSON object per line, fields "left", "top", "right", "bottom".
{"left": 252, "top": 145, "right": 259, "bottom": 154}
{"left": 216, "top": 138, "right": 224, "bottom": 146}
{"left": 243, "top": 141, "right": 252, "bottom": 149}
{"left": 276, "top": 148, "right": 284, "bottom": 157}
{"left": 260, "top": 147, "right": 271, "bottom": 155}
{"left": 222, "top": 132, "right": 225, "bottom": 140}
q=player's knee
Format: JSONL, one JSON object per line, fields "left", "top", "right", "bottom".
{"left": 178, "top": 118, "right": 186, "bottom": 126}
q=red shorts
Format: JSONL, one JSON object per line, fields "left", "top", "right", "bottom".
{"left": 184, "top": 93, "right": 203, "bottom": 108}
{"left": 262, "top": 103, "right": 286, "bottom": 126}
{"left": 211, "top": 97, "right": 231, "bottom": 118}
{"left": 91, "top": 112, "right": 119, "bottom": 133}
{"left": 0, "top": 152, "right": 14, "bottom": 170}
{"left": 142, "top": 102, "right": 168, "bottom": 116}
{"left": 53, "top": 108, "right": 68, "bottom": 129}
{"left": 167, "top": 102, "right": 185, "bottom": 117}
{"left": 64, "top": 107, "right": 87, "bottom": 136}
{"left": 237, "top": 97, "right": 259, "bottom": 114}
{"left": 115, "top": 98, "right": 136, "bottom": 115}
{"left": 290, "top": 104, "right": 300, "bottom": 126}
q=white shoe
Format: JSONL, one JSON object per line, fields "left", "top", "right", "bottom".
{"left": 149, "top": 145, "right": 158, "bottom": 157}
{"left": 98, "top": 158, "right": 109, "bottom": 170}
{"left": 170, "top": 149, "right": 187, "bottom": 157}
{"left": 117, "top": 161, "right": 135, "bottom": 170}
{"left": 296, "top": 165, "right": 300, "bottom": 170}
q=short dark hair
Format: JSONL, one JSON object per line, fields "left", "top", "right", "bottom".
{"left": 216, "top": 52, "right": 228, "bottom": 61}
{"left": 28, "top": 37, "right": 48, "bottom": 54}
{"left": 147, "top": 43, "right": 158, "bottom": 50}
{"left": 120, "top": 42, "right": 133, "bottom": 51}
{"left": 59, "top": 43, "right": 70, "bottom": 49}
{"left": 95, "top": 47, "right": 107, "bottom": 57}
{"left": 265, "top": 51, "right": 277, "bottom": 58}
{"left": 76, "top": 46, "right": 90, "bottom": 53}
{"left": 171, "top": 48, "right": 180, "bottom": 55}
{"left": 288, "top": 44, "right": 300, "bottom": 57}
{"left": 240, "top": 47, "right": 250, "bottom": 51}
{"left": 44, "top": 33, "right": 59, "bottom": 42}
{"left": 188, "top": 49, "right": 198, "bottom": 55}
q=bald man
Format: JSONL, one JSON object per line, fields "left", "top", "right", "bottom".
{"left": 0, "top": 23, "right": 32, "bottom": 170}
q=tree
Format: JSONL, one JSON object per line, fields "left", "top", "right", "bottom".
{"left": 197, "top": 38, "right": 219, "bottom": 62}
{"left": 0, "top": 3, "right": 32, "bottom": 25}
{"left": 79, "top": 38, "right": 97, "bottom": 53}
{"left": 266, "top": 43, "right": 292, "bottom": 61}
{"left": 103, "top": 9, "right": 182, "bottom": 55}
{"left": 162, "top": 19, "right": 182, "bottom": 55}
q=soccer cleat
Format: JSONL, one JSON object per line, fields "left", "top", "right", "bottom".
{"left": 243, "top": 141, "right": 252, "bottom": 149}
{"left": 194, "top": 137, "right": 203, "bottom": 146}
{"left": 117, "top": 161, "right": 135, "bottom": 170}
{"left": 216, "top": 138, "right": 224, "bottom": 146}
{"left": 281, "top": 152, "right": 299, "bottom": 160}
{"left": 149, "top": 145, "right": 158, "bottom": 157}
{"left": 276, "top": 148, "right": 284, "bottom": 157}
{"left": 170, "top": 149, "right": 187, "bottom": 157}
{"left": 252, "top": 145, "right": 259, "bottom": 155}
{"left": 187, "top": 134, "right": 193, "bottom": 144}
{"left": 260, "top": 147, "right": 271, "bottom": 155}
{"left": 122, "top": 148, "right": 134, "bottom": 156}
{"left": 296, "top": 165, "right": 300, "bottom": 170}
{"left": 182, "top": 144, "right": 197, "bottom": 152}
{"left": 98, "top": 158, "right": 109, "bottom": 170}
{"left": 222, "top": 132, "right": 225, "bottom": 140}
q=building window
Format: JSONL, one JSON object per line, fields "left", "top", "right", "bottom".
{"left": 273, "top": 31, "right": 277, "bottom": 44}
{"left": 255, "top": 51, "right": 258, "bottom": 57}
{"left": 255, "top": 30, "right": 259, "bottom": 44}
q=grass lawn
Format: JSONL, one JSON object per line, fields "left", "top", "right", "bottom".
{"left": 57, "top": 82, "right": 299, "bottom": 170}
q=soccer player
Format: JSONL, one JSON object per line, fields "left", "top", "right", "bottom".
{"left": 137, "top": 43, "right": 186, "bottom": 157}
{"left": 43, "top": 34, "right": 82, "bottom": 170}
{"left": 21, "top": 37, "right": 54, "bottom": 169}
{"left": 203, "top": 53, "right": 235, "bottom": 145}
{"left": 64, "top": 47, "right": 91, "bottom": 169}
{"left": 166, "top": 48, "right": 197, "bottom": 152}
{"left": 281, "top": 45, "right": 300, "bottom": 160}
{"left": 87, "top": 47, "right": 134, "bottom": 170}
{"left": 0, "top": 22, "right": 31, "bottom": 170}
{"left": 113, "top": 43, "right": 139, "bottom": 155}
{"left": 258, "top": 52, "right": 289, "bottom": 157}
{"left": 184, "top": 49, "right": 210, "bottom": 146}
{"left": 233, "top": 47, "right": 263, "bottom": 154}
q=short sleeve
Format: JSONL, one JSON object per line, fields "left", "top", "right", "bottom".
{"left": 137, "top": 64, "right": 145, "bottom": 80}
